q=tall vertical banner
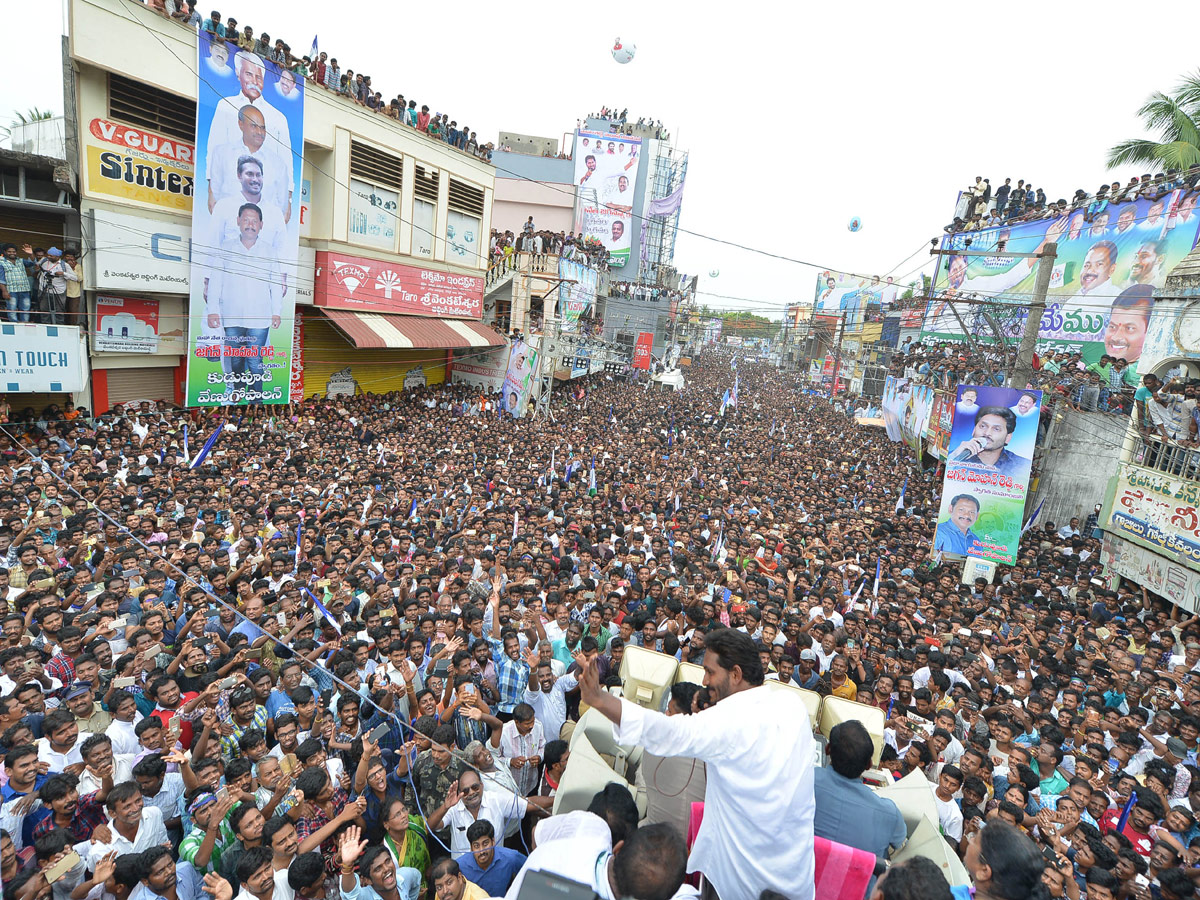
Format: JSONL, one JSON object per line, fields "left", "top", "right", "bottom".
{"left": 632, "top": 332, "right": 654, "bottom": 370}
{"left": 573, "top": 130, "right": 641, "bottom": 268}
{"left": 502, "top": 339, "right": 538, "bottom": 417}
{"left": 557, "top": 258, "right": 597, "bottom": 330}
{"left": 185, "top": 33, "right": 304, "bottom": 405}
{"left": 921, "top": 196, "right": 1200, "bottom": 371}
{"left": 934, "top": 385, "right": 1041, "bottom": 565}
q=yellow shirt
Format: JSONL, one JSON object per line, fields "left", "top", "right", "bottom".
{"left": 439, "top": 882, "right": 488, "bottom": 900}
{"left": 830, "top": 677, "right": 858, "bottom": 701}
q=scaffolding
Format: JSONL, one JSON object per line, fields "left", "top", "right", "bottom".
{"left": 639, "top": 144, "right": 688, "bottom": 285}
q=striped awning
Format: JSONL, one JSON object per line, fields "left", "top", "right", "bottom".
{"left": 318, "top": 308, "right": 504, "bottom": 349}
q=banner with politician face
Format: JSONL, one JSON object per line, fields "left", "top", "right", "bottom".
{"left": 921, "top": 193, "right": 1200, "bottom": 371}
{"left": 934, "top": 384, "right": 1041, "bottom": 565}
{"left": 573, "top": 130, "right": 640, "bottom": 268}
{"left": 185, "top": 31, "right": 304, "bottom": 406}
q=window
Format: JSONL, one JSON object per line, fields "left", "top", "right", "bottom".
{"left": 349, "top": 177, "right": 398, "bottom": 251}
{"left": 446, "top": 209, "right": 481, "bottom": 267}
{"left": 412, "top": 164, "right": 439, "bottom": 259}
{"left": 412, "top": 199, "right": 434, "bottom": 258}
{"left": 108, "top": 74, "right": 196, "bottom": 143}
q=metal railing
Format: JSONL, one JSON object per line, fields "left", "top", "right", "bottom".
{"left": 1130, "top": 434, "right": 1200, "bottom": 479}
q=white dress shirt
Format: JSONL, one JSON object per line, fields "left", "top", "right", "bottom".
{"left": 442, "top": 791, "right": 528, "bottom": 854}
{"left": 612, "top": 685, "right": 815, "bottom": 900}
{"left": 37, "top": 732, "right": 92, "bottom": 773}
{"left": 106, "top": 716, "right": 144, "bottom": 759}
{"left": 522, "top": 673, "right": 578, "bottom": 743}
{"left": 87, "top": 806, "right": 168, "bottom": 866}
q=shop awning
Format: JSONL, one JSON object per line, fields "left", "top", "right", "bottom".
{"left": 319, "top": 308, "right": 504, "bottom": 350}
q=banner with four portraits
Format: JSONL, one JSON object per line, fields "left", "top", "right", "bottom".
{"left": 185, "top": 31, "right": 304, "bottom": 406}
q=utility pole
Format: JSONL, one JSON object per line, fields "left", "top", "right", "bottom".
{"left": 928, "top": 240, "right": 1057, "bottom": 389}
{"left": 1011, "top": 242, "right": 1056, "bottom": 389}
{"left": 831, "top": 311, "right": 846, "bottom": 397}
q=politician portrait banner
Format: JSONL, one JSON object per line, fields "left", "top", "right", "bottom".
{"left": 557, "top": 258, "right": 597, "bottom": 330}
{"left": 185, "top": 31, "right": 303, "bottom": 406}
{"left": 934, "top": 385, "right": 1041, "bottom": 565}
{"left": 921, "top": 194, "right": 1200, "bottom": 371}
{"left": 573, "top": 130, "right": 640, "bottom": 268}
{"left": 503, "top": 339, "right": 538, "bottom": 418}
{"left": 813, "top": 272, "right": 898, "bottom": 328}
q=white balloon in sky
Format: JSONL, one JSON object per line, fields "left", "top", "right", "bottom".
{"left": 612, "top": 38, "right": 636, "bottom": 64}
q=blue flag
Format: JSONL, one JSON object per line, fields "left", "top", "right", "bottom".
{"left": 190, "top": 423, "right": 224, "bottom": 469}
{"left": 1021, "top": 498, "right": 1045, "bottom": 535}
{"left": 303, "top": 587, "right": 341, "bottom": 635}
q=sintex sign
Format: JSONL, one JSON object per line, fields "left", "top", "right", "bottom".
{"left": 84, "top": 118, "right": 195, "bottom": 212}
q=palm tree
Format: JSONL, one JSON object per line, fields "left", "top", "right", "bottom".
{"left": 1107, "top": 73, "right": 1200, "bottom": 170}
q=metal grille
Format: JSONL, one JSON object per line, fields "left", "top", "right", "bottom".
{"left": 349, "top": 141, "right": 403, "bottom": 190}
{"left": 448, "top": 178, "right": 484, "bottom": 215}
{"left": 108, "top": 74, "right": 196, "bottom": 143}
{"left": 413, "top": 164, "right": 440, "bottom": 202}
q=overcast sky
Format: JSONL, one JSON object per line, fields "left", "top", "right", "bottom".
{"left": 9, "top": 0, "right": 1195, "bottom": 319}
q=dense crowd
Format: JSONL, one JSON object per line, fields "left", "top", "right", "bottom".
{"left": 949, "top": 168, "right": 1200, "bottom": 233}
{"left": 488, "top": 225, "right": 611, "bottom": 272}
{"left": 0, "top": 351, "right": 1197, "bottom": 900}
{"left": 144, "top": 1, "right": 494, "bottom": 162}
{"left": 893, "top": 340, "right": 1139, "bottom": 417}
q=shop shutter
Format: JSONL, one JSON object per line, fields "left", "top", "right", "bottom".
{"left": 301, "top": 313, "right": 446, "bottom": 398}
{"left": 104, "top": 366, "right": 176, "bottom": 406}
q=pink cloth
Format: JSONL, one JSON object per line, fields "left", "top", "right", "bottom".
{"left": 686, "top": 802, "right": 705, "bottom": 888}
{"left": 814, "top": 835, "right": 876, "bottom": 900}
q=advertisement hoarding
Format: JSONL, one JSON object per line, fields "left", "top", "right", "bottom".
{"left": 502, "top": 339, "right": 538, "bottom": 417}
{"left": 1103, "top": 460, "right": 1200, "bottom": 571}
{"left": 933, "top": 385, "right": 1041, "bottom": 565}
{"left": 632, "top": 332, "right": 654, "bottom": 370}
{"left": 1101, "top": 532, "right": 1200, "bottom": 612}
{"left": 83, "top": 118, "right": 195, "bottom": 213}
{"left": 315, "top": 250, "right": 483, "bottom": 318}
{"left": 573, "top": 130, "right": 641, "bottom": 268}
{"left": 185, "top": 32, "right": 303, "bottom": 405}
{"left": 0, "top": 324, "right": 86, "bottom": 392}
{"left": 921, "top": 196, "right": 1200, "bottom": 370}
{"left": 452, "top": 344, "right": 510, "bottom": 393}
{"left": 94, "top": 295, "right": 159, "bottom": 353}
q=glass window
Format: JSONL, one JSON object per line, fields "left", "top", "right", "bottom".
{"left": 348, "top": 178, "right": 398, "bottom": 251}
{"left": 412, "top": 199, "right": 435, "bottom": 258}
{"left": 446, "top": 210, "right": 481, "bottom": 267}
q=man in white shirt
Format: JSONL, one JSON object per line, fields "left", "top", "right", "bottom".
{"left": 37, "top": 710, "right": 90, "bottom": 774}
{"left": 522, "top": 653, "right": 577, "bottom": 743}
{"left": 203, "top": 204, "right": 284, "bottom": 404}
{"left": 425, "top": 769, "right": 530, "bottom": 855}
{"left": 490, "top": 705, "right": 544, "bottom": 798}
{"left": 577, "top": 628, "right": 815, "bottom": 900}
{"left": 932, "top": 766, "right": 965, "bottom": 845}
{"left": 504, "top": 808, "right": 694, "bottom": 900}
{"left": 86, "top": 782, "right": 169, "bottom": 867}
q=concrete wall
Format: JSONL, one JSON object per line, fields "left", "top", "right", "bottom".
{"left": 1032, "top": 408, "right": 1126, "bottom": 530}
{"left": 492, "top": 179, "right": 574, "bottom": 236}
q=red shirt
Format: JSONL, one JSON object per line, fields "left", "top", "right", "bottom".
{"left": 151, "top": 692, "right": 199, "bottom": 748}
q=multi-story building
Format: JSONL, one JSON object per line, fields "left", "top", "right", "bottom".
{"left": 70, "top": 0, "right": 500, "bottom": 409}
{"left": 1095, "top": 244, "right": 1200, "bottom": 610}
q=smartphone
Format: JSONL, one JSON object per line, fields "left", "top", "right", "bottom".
{"left": 215, "top": 786, "right": 229, "bottom": 804}
{"left": 143, "top": 643, "right": 163, "bottom": 658}
{"left": 244, "top": 648, "right": 263, "bottom": 661}
{"left": 45, "top": 850, "right": 81, "bottom": 883}
{"left": 220, "top": 676, "right": 237, "bottom": 690}
{"left": 112, "top": 615, "right": 128, "bottom": 629}
{"left": 1042, "top": 847, "right": 1058, "bottom": 863}
{"left": 367, "top": 723, "right": 390, "bottom": 744}
{"left": 113, "top": 676, "right": 136, "bottom": 688}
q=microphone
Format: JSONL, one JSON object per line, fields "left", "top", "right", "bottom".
{"left": 952, "top": 444, "right": 976, "bottom": 462}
